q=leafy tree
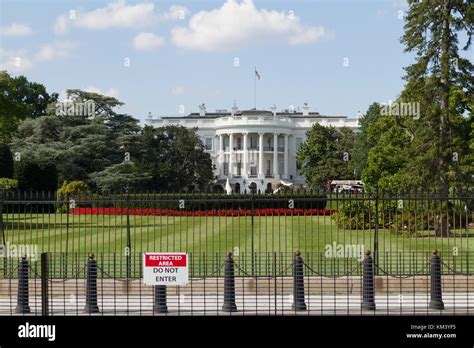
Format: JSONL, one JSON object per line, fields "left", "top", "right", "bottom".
{"left": 11, "top": 90, "right": 141, "bottom": 187}
{"left": 15, "top": 159, "right": 58, "bottom": 191}
{"left": 0, "top": 71, "right": 58, "bottom": 142}
{"left": 400, "top": 0, "right": 473, "bottom": 191}
{"left": 138, "top": 125, "right": 215, "bottom": 192}
{"left": 89, "top": 162, "right": 152, "bottom": 193}
{"left": 297, "top": 124, "right": 356, "bottom": 190}
{"left": 361, "top": 116, "right": 416, "bottom": 191}
{"left": 0, "top": 143, "right": 14, "bottom": 178}
{"left": 352, "top": 103, "right": 382, "bottom": 177}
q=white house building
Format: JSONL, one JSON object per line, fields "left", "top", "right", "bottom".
{"left": 146, "top": 103, "right": 359, "bottom": 193}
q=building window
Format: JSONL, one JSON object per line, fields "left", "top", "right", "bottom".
{"left": 224, "top": 137, "right": 229, "bottom": 151}
{"left": 236, "top": 162, "right": 242, "bottom": 176}
{"left": 223, "top": 163, "right": 229, "bottom": 175}
{"left": 205, "top": 137, "right": 213, "bottom": 150}
{"left": 278, "top": 137, "right": 284, "bottom": 151}
{"left": 250, "top": 136, "right": 256, "bottom": 149}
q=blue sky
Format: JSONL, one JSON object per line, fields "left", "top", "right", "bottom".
{"left": 1, "top": 0, "right": 420, "bottom": 123}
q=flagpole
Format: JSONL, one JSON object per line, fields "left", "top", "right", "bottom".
{"left": 254, "top": 66, "right": 256, "bottom": 109}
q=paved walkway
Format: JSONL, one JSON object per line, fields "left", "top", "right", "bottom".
{"left": 1, "top": 293, "right": 473, "bottom": 315}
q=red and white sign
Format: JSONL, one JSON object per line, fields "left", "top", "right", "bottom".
{"left": 143, "top": 252, "right": 189, "bottom": 286}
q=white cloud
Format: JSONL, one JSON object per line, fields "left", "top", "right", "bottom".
{"left": 0, "top": 23, "right": 32, "bottom": 36}
{"left": 171, "top": 0, "right": 326, "bottom": 51}
{"left": 85, "top": 86, "right": 120, "bottom": 98}
{"left": 54, "top": 0, "right": 189, "bottom": 34}
{"left": 133, "top": 32, "right": 165, "bottom": 51}
{"left": 0, "top": 41, "right": 76, "bottom": 71}
{"left": 0, "top": 48, "right": 34, "bottom": 71}
{"left": 171, "top": 86, "right": 185, "bottom": 95}
{"left": 161, "top": 5, "right": 190, "bottom": 21}
{"left": 34, "top": 41, "right": 77, "bottom": 62}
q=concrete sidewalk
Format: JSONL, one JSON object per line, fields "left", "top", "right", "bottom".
{"left": 1, "top": 293, "right": 472, "bottom": 316}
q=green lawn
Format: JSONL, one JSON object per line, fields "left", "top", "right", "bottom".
{"left": 2, "top": 213, "right": 473, "bottom": 276}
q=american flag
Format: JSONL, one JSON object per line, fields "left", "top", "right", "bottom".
{"left": 255, "top": 69, "right": 261, "bottom": 80}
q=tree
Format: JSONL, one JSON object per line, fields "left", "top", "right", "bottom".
{"left": 0, "top": 143, "right": 14, "bottom": 178}
{"left": 137, "top": 125, "right": 215, "bottom": 192}
{"left": 297, "top": 124, "right": 356, "bottom": 190}
{"left": 15, "top": 160, "right": 58, "bottom": 191}
{"left": 352, "top": 103, "right": 382, "bottom": 177}
{"left": 361, "top": 116, "right": 416, "bottom": 191}
{"left": 0, "top": 71, "right": 58, "bottom": 142}
{"left": 400, "top": 0, "right": 473, "bottom": 191}
{"left": 10, "top": 90, "right": 142, "bottom": 188}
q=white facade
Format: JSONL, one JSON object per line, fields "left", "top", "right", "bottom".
{"left": 146, "top": 104, "right": 359, "bottom": 193}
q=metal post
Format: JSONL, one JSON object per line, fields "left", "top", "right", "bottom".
{"left": 429, "top": 250, "right": 444, "bottom": 310}
{"left": 40, "top": 252, "right": 49, "bottom": 316}
{"left": 292, "top": 251, "right": 307, "bottom": 311}
{"left": 153, "top": 285, "right": 168, "bottom": 313}
{"left": 84, "top": 253, "right": 99, "bottom": 313}
{"left": 373, "top": 182, "right": 379, "bottom": 274}
{"left": 126, "top": 200, "right": 131, "bottom": 280}
{"left": 222, "top": 252, "right": 237, "bottom": 312}
{"left": 64, "top": 192, "right": 69, "bottom": 278}
{"left": 16, "top": 256, "right": 30, "bottom": 313}
{"left": 0, "top": 187, "right": 6, "bottom": 277}
{"left": 361, "top": 251, "right": 376, "bottom": 311}
{"left": 250, "top": 193, "right": 255, "bottom": 276}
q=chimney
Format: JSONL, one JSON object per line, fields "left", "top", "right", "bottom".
{"left": 199, "top": 103, "right": 206, "bottom": 116}
{"left": 302, "top": 103, "right": 309, "bottom": 116}
{"left": 231, "top": 105, "right": 238, "bottom": 116}
{"left": 270, "top": 104, "right": 277, "bottom": 116}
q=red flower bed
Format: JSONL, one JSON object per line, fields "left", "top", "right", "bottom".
{"left": 71, "top": 207, "right": 337, "bottom": 216}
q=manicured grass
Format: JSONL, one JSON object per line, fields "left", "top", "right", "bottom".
{"left": 2, "top": 213, "right": 473, "bottom": 276}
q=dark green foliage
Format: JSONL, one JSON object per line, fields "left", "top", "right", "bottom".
{"left": 96, "top": 193, "right": 327, "bottom": 210}
{"left": 15, "top": 160, "right": 58, "bottom": 191}
{"left": 297, "top": 124, "right": 356, "bottom": 190}
{"left": 0, "top": 143, "right": 14, "bottom": 178}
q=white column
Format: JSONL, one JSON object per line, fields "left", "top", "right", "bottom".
{"left": 273, "top": 133, "right": 279, "bottom": 179}
{"left": 258, "top": 132, "right": 264, "bottom": 178}
{"left": 283, "top": 134, "right": 289, "bottom": 179}
{"left": 243, "top": 132, "right": 248, "bottom": 178}
{"left": 219, "top": 134, "right": 224, "bottom": 176}
{"left": 228, "top": 133, "right": 233, "bottom": 177}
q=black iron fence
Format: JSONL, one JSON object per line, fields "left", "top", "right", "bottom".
{"left": 0, "top": 189, "right": 473, "bottom": 315}
{"left": 1, "top": 250, "right": 473, "bottom": 315}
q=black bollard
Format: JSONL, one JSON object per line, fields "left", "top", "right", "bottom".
{"left": 361, "top": 250, "right": 376, "bottom": 311}
{"left": 292, "top": 251, "right": 307, "bottom": 311}
{"left": 84, "top": 253, "right": 99, "bottom": 313}
{"left": 221, "top": 252, "right": 237, "bottom": 312}
{"left": 16, "top": 256, "right": 31, "bottom": 314}
{"left": 153, "top": 285, "right": 168, "bottom": 313}
{"left": 429, "top": 250, "right": 444, "bottom": 310}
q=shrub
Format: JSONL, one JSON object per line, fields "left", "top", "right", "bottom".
{"left": 332, "top": 198, "right": 471, "bottom": 235}
{"left": 93, "top": 192, "right": 328, "bottom": 210}
{"left": 15, "top": 160, "right": 58, "bottom": 191}
{"left": 56, "top": 180, "right": 91, "bottom": 212}
{"left": 0, "top": 178, "right": 18, "bottom": 190}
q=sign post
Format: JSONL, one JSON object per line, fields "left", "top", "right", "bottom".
{"left": 143, "top": 252, "right": 189, "bottom": 286}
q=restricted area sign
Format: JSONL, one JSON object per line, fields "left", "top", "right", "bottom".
{"left": 143, "top": 252, "right": 189, "bottom": 286}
